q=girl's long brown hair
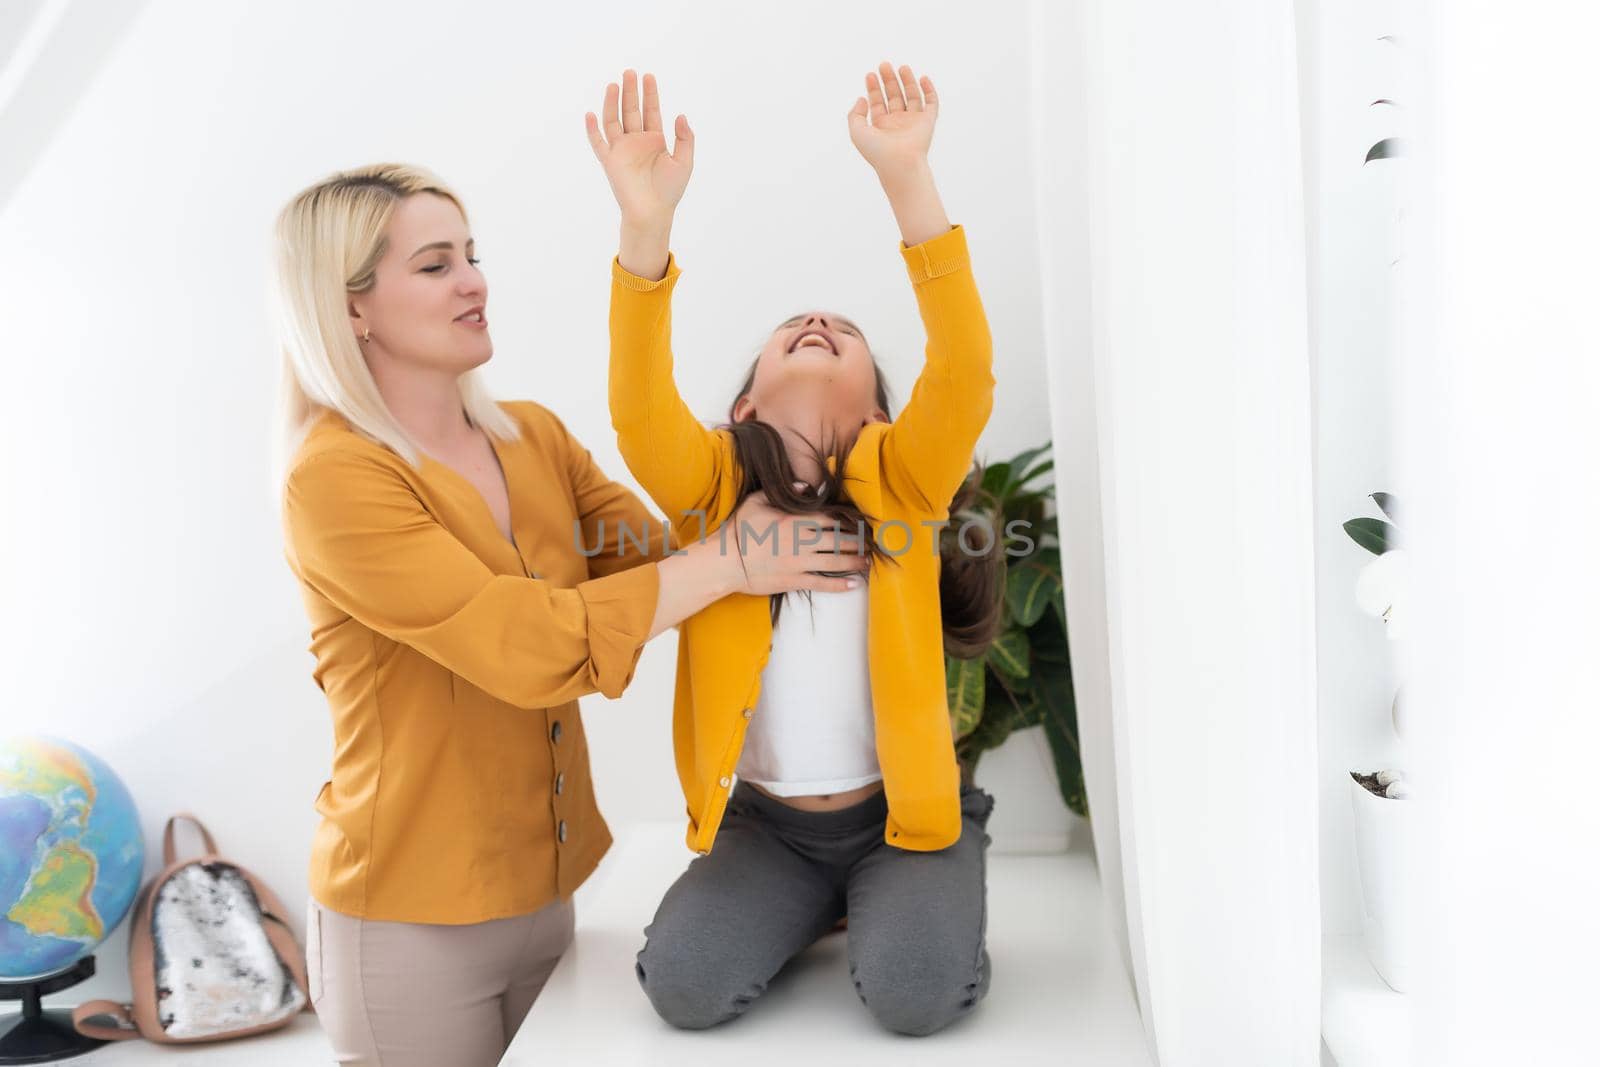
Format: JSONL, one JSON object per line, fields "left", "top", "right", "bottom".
{"left": 724, "top": 346, "right": 1004, "bottom": 660}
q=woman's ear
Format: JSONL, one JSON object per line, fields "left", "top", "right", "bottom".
{"left": 866, "top": 406, "right": 890, "bottom": 425}
{"left": 732, "top": 394, "right": 756, "bottom": 422}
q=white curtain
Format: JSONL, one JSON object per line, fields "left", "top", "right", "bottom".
{"left": 1032, "top": 1, "right": 1323, "bottom": 1062}
{"left": 1403, "top": 3, "right": 1600, "bottom": 1062}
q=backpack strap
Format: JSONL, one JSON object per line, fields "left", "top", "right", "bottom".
{"left": 162, "top": 813, "right": 219, "bottom": 865}
{"left": 72, "top": 1000, "right": 140, "bottom": 1041}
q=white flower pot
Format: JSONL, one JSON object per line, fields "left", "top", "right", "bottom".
{"left": 974, "top": 727, "right": 1081, "bottom": 854}
{"left": 1349, "top": 773, "right": 1414, "bottom": 992}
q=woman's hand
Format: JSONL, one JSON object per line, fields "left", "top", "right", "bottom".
{"left": 847, "top": 62, "right": 951, "bottom": 247}
{"left": 647, "top": 492, "right": 869, "bottom": 640}
{"left": 724, "top": 492, "right": 871, "bottom": 596}
{"left": 586, "top": 70, "right": 692, "bottom": 280}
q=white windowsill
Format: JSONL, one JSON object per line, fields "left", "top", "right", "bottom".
{"left": 55, "top": 822, "right": 1150, "bottom": 1065}
{"left": 1322, "top": 933, "right": 1412, "bottom": 1067}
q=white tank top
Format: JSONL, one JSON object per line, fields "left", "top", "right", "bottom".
{"left": 734, "top": 583, "right": 882, "bottom": 796}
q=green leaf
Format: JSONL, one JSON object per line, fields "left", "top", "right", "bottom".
{"left": 957, "top": 683, "right": 1021, "bottom": 762}
{"left": 980, "top": 461, "right": 1013, "bottom": 497}
{"left": 1009, "top": 442, "right": 1052, "bottom": 467}
{"left": 997, "top": 495, "right": 1049, "bottom": 554}
{"left": 1343, "top": 517, "right": 1394, "bottom": 555}
{"left": 947, "top": 655, "right": 986, "bottom": 740}
{"left": 1015, "top": 457, "right": 1054, "bottom": 488}
{"left": 1002, "top": 444, "right": 1051, "bottom": 487}
{"left": 1035, "top": 656, "right": 1087, "bottom": 816}
{"left": 1001, "top": 489, "right": 1046, "bottom": 515}
{"left": 1370, "top": 492, "right": 1399, "bottom": 523}
{"left": 952, "top": 438, "right": 1087, "bottom": 819}
{"left": 1011, "top": 677, "right": 1046, "bottom": 728}
{"left": 1006, "top": 550, "right": 1063, "bottom": 628}
{"left": 1031, "top": 611, "right": 1070, "bottom": 667}
{"left": 987, "top": 629, "right": 1031, "bottom": 680}
{"left": 1365, "top": 137, "right": 1403, "bottom": 163}
{"left": 1042, "top": 701, "right": 1088, "bottom": 817}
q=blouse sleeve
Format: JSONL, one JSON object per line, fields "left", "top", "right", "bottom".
{"left": 282, "top": 449, "right": 661, "bottom": 708}
{"left": 608, "top": 253, "right": 733, "bottom": 523}
{"left": 546, "top": 409, "right": 673, "bottom": 579}
{"left": 878, "top": 224, "right": 997, "bottom": 513}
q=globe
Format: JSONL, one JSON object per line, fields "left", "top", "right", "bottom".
{"left": 0, "top": 735, "right": 144, "bottom": 983}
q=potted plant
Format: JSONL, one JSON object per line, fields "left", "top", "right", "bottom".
{"left": 944, "top": 444, "right": 1087, "bottom": 822}
{"left": 1344, "top": 491, "right": 1413, "bottom": 992}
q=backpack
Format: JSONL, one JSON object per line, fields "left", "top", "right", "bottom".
{"left": 72, "top": 813, "right": 314, "bottom": 1044}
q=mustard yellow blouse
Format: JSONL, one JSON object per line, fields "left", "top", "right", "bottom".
{"left": 281, "top": 401, "right": 666, "bottom": 923}
{"left": 609, "top": 224, "right": 995, "bottom": 854}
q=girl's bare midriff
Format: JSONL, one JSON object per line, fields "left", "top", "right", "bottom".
{"left": 747, "top": 779, "right": 885, "bottom": 812}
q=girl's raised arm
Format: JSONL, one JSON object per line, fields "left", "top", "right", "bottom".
{"left": 586, "top": 69, "right": 693, "bottom": 279}
{"left": 587, "top": 71, "right": 726, "bottom": 523}
{"left": 850, "top": 62, "right": 995, "bottom": 513}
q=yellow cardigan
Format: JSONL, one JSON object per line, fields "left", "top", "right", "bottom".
{"left": 281, "top": 401, "right": 666, "bottom": 922}
{"left": 609, "top": 224, "right": 995, "bottom": 853}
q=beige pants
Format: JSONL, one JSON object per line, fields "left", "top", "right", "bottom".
{"left": 305, "top": 895, "right": 575, "bottom": 1066}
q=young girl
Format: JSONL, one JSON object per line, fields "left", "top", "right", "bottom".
{"left": 585, "top": 61, "right": 1002, "bottom": 1037}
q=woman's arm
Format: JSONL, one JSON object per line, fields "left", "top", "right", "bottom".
{"left": 849, "top": 62, "right": 996, "bottom": 512}
{"left": 586, "top": 72, "right": 725, "bottom": 522}
{"left": 284, "top": 451, "right": 868, "bottom": 702}
{"left": 569, "top": 443, "right": 670, "bottom": 578}
{"left": 284, "top": 449, "right": 663, "bottom": 708}
{"left": 648, "top": 490, "right": 869, "bottom": 640}
{"left": 540, "top": 405, "right": 672, "bottom": 578}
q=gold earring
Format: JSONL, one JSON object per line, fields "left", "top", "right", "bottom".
{"left": 361, "top": 327, "right": 372, "bottom": 343}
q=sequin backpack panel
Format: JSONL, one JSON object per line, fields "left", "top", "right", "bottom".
{"left": 72, "top": 813, "right": 314, "bottom": 1044}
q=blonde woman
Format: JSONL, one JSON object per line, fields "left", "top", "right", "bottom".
{"left": 272, "top": 163, "right": 868, "bottom": 1066}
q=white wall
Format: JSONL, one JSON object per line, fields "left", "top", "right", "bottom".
{"left": 0, "top": 0, "right": 1070, "bottom": 1005}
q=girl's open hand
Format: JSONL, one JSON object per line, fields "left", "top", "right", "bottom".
{"left": 585, "top": 70, "right": 693, "bottom": 227}
{"left": 847, "top": 62, "right": 938, "bottom": 179}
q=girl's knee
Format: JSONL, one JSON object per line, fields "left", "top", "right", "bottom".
{"left": 850, "top": 947, "right": 990, "bottom": 1036}
{"left": 635, "top": 938, "right": 752, "bottom": 1030}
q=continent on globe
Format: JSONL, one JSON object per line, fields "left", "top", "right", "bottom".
{"left": 7, "top": 840, "right": 103, "bottom": 943}
{"left": 0, "top": 735, "right": 143, "bottom": 982}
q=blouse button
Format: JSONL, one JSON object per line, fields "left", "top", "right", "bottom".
{"left": 558, "top": 820, "right": 568, "bottom": 844}
{"left": 554, "top": 773, "right": 565, "bottom": 796}
{"left": 719, "top": 776, "right": 731, "bottom": 788}
{"left": 742, "top": 708, "right": 753, "bottom": 719}
{"left": 550, "top": 720, "right": 562, "bottom": 744}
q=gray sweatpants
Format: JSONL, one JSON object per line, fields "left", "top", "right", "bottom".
{"left": 635, "top": 781, "right": 995, "bottom": 1036}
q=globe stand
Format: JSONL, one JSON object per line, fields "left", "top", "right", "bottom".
{"left": 0, "top": 958, "right": 108, "bottom": 1064}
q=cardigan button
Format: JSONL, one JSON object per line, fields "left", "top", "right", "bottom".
{"left": 558, "top": 820, "right": 568, "bottom": 844}
{"left": 554, "top": 773, "right": 565, "bottom": 796}
{"left": 742, "top": 708, "right": 753, "bottom": 719}
{"left": 719, "top": 776, "right": 731, "bottom": 788}
{"left": 550, "top": 720, "right": 562, "bottom": 744}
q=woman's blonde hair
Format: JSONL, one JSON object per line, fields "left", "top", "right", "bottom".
{"left": 270, "top": 162, "right": 518, "bottom": 487}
